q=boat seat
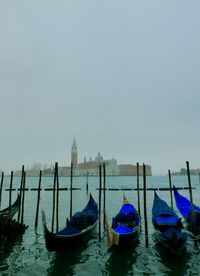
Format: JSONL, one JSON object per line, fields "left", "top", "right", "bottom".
{"left": 155, "top": 215, "right": 179, "bottom": 226}
{"left": 161, "top": 228, "right": 187, "bottom": 240}
{"left": 114, "top": 225, "right": 135, "bottom": 234}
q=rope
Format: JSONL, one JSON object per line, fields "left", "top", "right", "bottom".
{"left": 183, "top": 229, "right": 200, "bottom": 240}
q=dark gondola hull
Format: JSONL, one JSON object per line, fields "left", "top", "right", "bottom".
{"left": 42, "top": 194, "right": 98, "bottom": 252}
{"left": 113, "top": 229, "right": 140, "bottom": 248}
{"left": 44, "top": 221, "right": 97, "bottom": 252}
{"left": 0, "top": 194, "right": 20, "bottom": 219}
{"left": 0, "top": 218, "right": 27, "bottom": 236}
{"left": 154, "top": 231, "right": 187, "bottom": 256}
{"left": 153, "top": 229, "right": 187, "bottom": 251}
{"left": 107, "top": 197, "right": 140, "bottom": 249}
{"left": 0, "top": 194, "right": 27, "bottom": 236}
{"left": 152, "top": 192, "right": 187, "bottom": 254}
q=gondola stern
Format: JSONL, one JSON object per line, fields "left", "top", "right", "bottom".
{"left": 41, "top": 210, "right": 49, "bottom": 235}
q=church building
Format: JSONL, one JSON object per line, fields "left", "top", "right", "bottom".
{"left": 58, "top": 138, "right": 152, "bottom": 176}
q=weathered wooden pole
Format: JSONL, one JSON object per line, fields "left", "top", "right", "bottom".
{"left": 103, "top": 163, "right": 106, "bottom": 230}
{"left": 51, "top": 163, "right": 57, "bottom": 233}
{"left": 186, "top": 161, "right": 193, "bottom": 205}
{"left": 70, "top": 162, "right": 73, "bottom": 219}
{"left": 18, "top": 165, "right": 24, "bottom": 223}
{"left": 86, "top": 171, "right": 89, "bottom": 192}
{"left": 136, "top": 162, "right": 141, "bottom": 217}
{"left": 143, "top": 163, "right": 149, "bottom": 247}
{"left": 8, "top": 171, "right": 13, "bottom": 222}
{"left": 98, "top": 165, "right": 102, "bottom": 241}
{"left": 35, "top": 170, "right": 42, "bottom": 228}
{"left": 56, "top": 163, "right": 59, "bottom": 232}
{"left": 168, "top": 170, "right": 173, "bottom": 210}
{"left": 186, "top": 161, "right": 197, "bottom": 247}
{"left": 0, "top": 171, "right": 4, "bottom": 208}
{"left": 21, "top": 171, "right": 26, "bottom": 225}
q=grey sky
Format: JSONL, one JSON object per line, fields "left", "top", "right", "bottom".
{"left": 0, "top": 1, "right": 200, "bottom": 174}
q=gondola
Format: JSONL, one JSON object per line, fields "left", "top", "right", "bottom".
{"left": 0, "top": 194, "right": 20, "bottom": 219}
{"left": 152, "top": 191, "right": 187, "bottom": 254}
{"left": 42, "top": 193, "right": 98, "bottom": 252}
{"left": 0, "top": 194, "right": 27, "bottom": 236}
{"left": 173, "top": 186, "right": 200, "bottom": 237}
{"left": 105, "top": 195, "right": 140, "bottom": 249}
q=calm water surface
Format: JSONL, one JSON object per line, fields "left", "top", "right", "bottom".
{"left": 1, "top": 175, "right": 200, "bottom": 275}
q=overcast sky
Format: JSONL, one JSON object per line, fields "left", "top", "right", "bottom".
{"left": 0, "top": 1, "right": 200, "bottom": 175}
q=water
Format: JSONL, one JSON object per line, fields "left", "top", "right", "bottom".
{"left": 1, "top": 175, "right": 200, "bottom": 275}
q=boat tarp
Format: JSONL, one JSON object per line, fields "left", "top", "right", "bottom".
{"left": 152, "top": 193, "right": 178, "bottom": 218}
{"left": 173, "top": 186, "right": 200, "bottom": 219}
{"left": 69, "top": 194, "right": 98, "bottom": 230}
{"left": 155, "top": 215, "right": 179, "bottom": 226}
{"left": 112, "top": 203, "right": 140, "bottom": 228}
{"left": 114, "top": 225, "right": 135, "bottom": 234}
{"left": 161, "top": 228, "right": 187, "bottom": 240}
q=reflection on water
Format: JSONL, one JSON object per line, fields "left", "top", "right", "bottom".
{"left": 47, "top": 236, "right": 95, "bottom": 276}
{"left": 153, "top": 242, "right": 191, "bottom": 276}
{"left": 0, "top": 234, "right": 23, "bottom": 274}
{"left": 48, "top": 250, "right": 83, "bottom": 276}
{"left": 104, "top": 247, "right": 138, "bottom": 276}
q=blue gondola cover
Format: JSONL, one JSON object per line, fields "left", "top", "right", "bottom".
{"left": 112, "top": 203, "right": 140, "bottom": 229}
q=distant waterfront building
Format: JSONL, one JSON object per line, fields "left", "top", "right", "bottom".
{"left": 171, "top": 167, "right": 200, "bottom": 175}
{"left": 59, "top": 138, "right": 152, "bottom": 176}
{"left": 13, "top": 138, "right": 152, "bottom": 176}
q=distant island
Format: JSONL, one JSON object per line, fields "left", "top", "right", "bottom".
{"left": 171, "top": 168, "right": 200, "bottom": 175}
{"left": 13, "top": 138, "right": 152, "bottom": 177}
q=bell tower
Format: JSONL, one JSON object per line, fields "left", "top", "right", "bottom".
{"left": 71, "top": 137, "right": 78, "bottom": 168}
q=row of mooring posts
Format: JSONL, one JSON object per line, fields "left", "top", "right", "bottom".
{"left": 0, "top": 159, "right": 197, "bottom": 247}
{"left": 50, "top": 162, "right": 75, "bottom": 233}
{"left": 167, "top": 161, "right": 194, "bottom": 210}
{"left": 0, "top": 164, "right": 42, "bottom": 230}
{"left": 0, "top": 165, "right": 27, "bottom": 227}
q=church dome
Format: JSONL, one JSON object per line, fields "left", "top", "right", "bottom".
{"left": 95, "top": 152, "right": 103, "bottom": 162}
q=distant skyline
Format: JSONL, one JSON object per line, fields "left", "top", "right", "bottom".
{"left": 0, "top": 1, "right": 200, "bottom": 175}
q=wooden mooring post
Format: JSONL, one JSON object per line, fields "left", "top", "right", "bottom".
{"left": 21, "top": 171, "right": 26, "bottom": 226}
{"left": 186, "top": 160, "right": 198, "bottom": 248}
{"left": 0, "top": 172, "right": 4, "bottom": 209}
{"left": 136, "top": 162, "right": 141, "bottom": 217}
{"left": 51, "top": 163, "right": 57, "bottom": 233}
{"left": 168, "top": 170, "right": 173, "bottom": 210}
{"left": 56, "top": 163, "right": 59, "bottom": 232}
{"left": 86, "top": 171, "right": 89, "bottom": 192}
{"left": 186, "top": 161, "right": 193, "bottom": 205}
{"left": 35, "top": 170, "right": 42, "bottom": 228}
{"left": 8, "top": 171, "right": 13, "bottom": 222}
{"left": 98, "top": 165, "right": 102, "bottom": 241}
{"left": 143, "top": 163, "right": 149, "bottom": 247}
{"left": 18, "top": 165, "right": 24, "bottom": 223}
{"left": 70, "top": 162, "right": 73, "bottom": 219}
{"left": 103, "top": 163, "right": 106, "bottom": 230}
